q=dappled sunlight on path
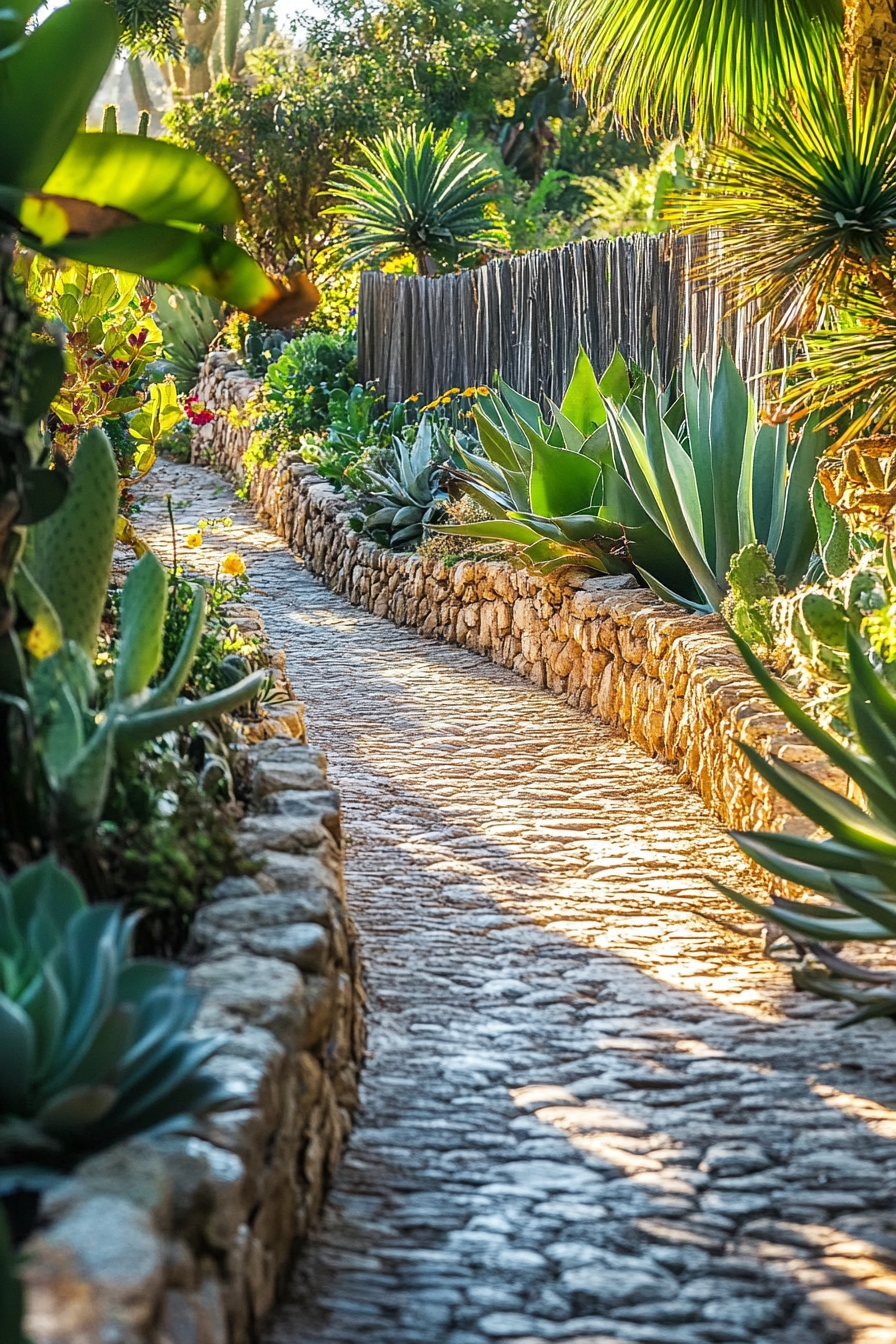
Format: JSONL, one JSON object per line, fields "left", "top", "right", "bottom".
{"left": 138, "top": 461, "right": 896, "bottom": 1344}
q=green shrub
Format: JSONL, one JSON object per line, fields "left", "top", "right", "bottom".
{"left": 259, "top": 331, "right": 358, "bottom": 438}
{"left": 96, "top": 731, "right": 248, "bottom": 957}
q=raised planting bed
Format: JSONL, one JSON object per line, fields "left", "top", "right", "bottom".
{"left": 192, "top": 351, "right": 846, "bottom": 840}
{"left": 20, "top": 679, "right": 364, "bottom": 1344}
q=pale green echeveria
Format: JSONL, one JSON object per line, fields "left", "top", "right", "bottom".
{"left": 603, "top": 346, "right": 827, "bottom": 611}
{"left": 0, "top": 857, "right": 231, "bottom": 1184}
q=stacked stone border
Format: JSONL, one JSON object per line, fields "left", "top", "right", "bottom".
{"left": 193, "top": 351, "right": 845, "bottom": 838}
{"left": 23, "top": 624, "right": 364, "bottom": 1343}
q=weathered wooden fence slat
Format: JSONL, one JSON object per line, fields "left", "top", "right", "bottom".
{"left": 357, "top": 233, "right": 780, "bottom": 409}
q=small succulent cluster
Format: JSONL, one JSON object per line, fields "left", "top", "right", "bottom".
{"left": 351, "top": 415, "right": 457, "bottom": 549}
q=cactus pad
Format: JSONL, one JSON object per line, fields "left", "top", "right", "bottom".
{"left": 27, "top": 428, "right": 119, "bottom": 658}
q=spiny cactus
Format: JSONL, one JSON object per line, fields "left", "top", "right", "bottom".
{"left": 29, "top": 551, "right": 265, "bottom": 833}
{"left": 769, "top": 545, "right": 896, "bottom": 732}
{"left": 25, "top": 427, "right": 119, "bottom": 657}
{"left": 721, "top": 543, "right": 778, "bottom": 650}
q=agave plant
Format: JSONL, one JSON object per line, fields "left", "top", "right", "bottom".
{"left": 603, "top": 347, "right": 827, "bottom": 610}
{"left": 353, "top": 415, "right": 456, "bottom": 549}
{"left": 712, "top": 627, "right": 896, "bottom": 1023}
{"left": 0, "top": 857, "right": 230, "bottom": 1180}
{"left": 436, "top": 348, "right": 701, "bottom": 593}
{"left": 327, "top": 125, "right": 506, "bottom": 276}
{"left": 152, "top": 286, "right": 223, "bottom": 394}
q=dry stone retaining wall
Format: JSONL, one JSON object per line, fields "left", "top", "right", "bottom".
{"left": 23, "top": 723, "right": 364, "bottom": 1344}
{"left": 193, "top": 351, "right": 844, "bottom": 837}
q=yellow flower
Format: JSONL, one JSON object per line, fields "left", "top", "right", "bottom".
{"left": 185, "top": 532, "right": 203, "bottom": 549}
{"left": 445, "top": 387, "right": 461, "bottom": 397}
{"left": 407, "top": 393, "right": 421, "bottom": 403}
{"left": 477, "top": 386, "right": 490, "bottom": 396}
{"left": 221, "top": 552, "right": 246, "bottom": 577}
{"left": 197, "top": 518, "right": 209, "bottom": 529}
{"left": 461, "top": 387, "right": 477, "bottom": 398}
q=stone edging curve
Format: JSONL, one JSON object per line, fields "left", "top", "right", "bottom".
{"left": 192, "top": 351, "right": 845, "bottom": 839}
{"left": 23, "top": 698, "right": 364, "bottom": 1343}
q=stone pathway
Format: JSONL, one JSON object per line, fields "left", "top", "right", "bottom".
{"left": 139, "top": 461, "right": 896, "bottom": 1344}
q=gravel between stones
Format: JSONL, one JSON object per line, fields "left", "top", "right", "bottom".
{"left": 138, "top": 461, "right": 896, "bottom": 1344}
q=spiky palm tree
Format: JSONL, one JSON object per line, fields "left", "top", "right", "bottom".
{"left": 327, "top": 125, "right": 506, "bottom": 277}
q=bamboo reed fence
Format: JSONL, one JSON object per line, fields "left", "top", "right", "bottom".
{"left": 357, "top": 232, "right": 781, "bottom": 406}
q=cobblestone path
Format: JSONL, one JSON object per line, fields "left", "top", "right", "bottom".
{"left": 141, "top": 462, "right": 896, "bottom": 1344}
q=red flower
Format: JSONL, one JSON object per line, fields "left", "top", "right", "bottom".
{"left": 184, "top": 395, "right": 215, "bottom": 427}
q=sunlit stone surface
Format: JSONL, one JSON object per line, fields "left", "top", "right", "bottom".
{"left": 139, "top": 460, "right": 896, "bottom": 1344}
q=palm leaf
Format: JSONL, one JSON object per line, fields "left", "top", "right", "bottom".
{"left": 666, "top": 64, "right": 896, "bottom": 331}
{"left": 550, "top": 0, "right": 842, "bottom": 140}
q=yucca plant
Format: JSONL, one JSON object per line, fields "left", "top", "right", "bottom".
{"left": 0, "top": 857, "right": 230, "bottom": 1181}
{"left": 713, "top": 627, "right": 896, "bottom": 1024}
{"left": 436, "top": 348, "right": 701, "bottom": 591}
{"left": 603, "top": 347, "right": 827, "bottom": 610}
{"left": 551, "top": 0, "right": 843, "bottom": 141}
{"left": 326, "top": 125, "right": 506, "bottom": 276}
{"left": 667, "top": 66, "right": 896, "bottom": 333}
{"left": 353, "top": 415, "right": 456, "bottom": 549}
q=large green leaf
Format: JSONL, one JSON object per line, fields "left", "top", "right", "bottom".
{"left": 43, "top": 133, "right": 243, "bottom": 226}
{"left": 730, "top": 627, "right": 896, "bottom": 821}
{"left": 0, "top": 0, "right": 119, "bottom": 189}
{"left": 709, "top": 878, "right": 889, "bottom": 942}
{"left": 526, "top": 427, "right": 601, "bottom": 517}
{"left": 115, "top": 553, "right": 167, "bottom": 701}
{"left": 142, "top": 584, "right": 206, "bottom": 710}
{"left": 560, "top": 346, "right": 605, "bottom": 435}
{"left": 428, "top": 519, "right": 547, "bottom": 544}
{"left": 710, "top": 345, "right": 751, "bottom": 579}
{"left": 741, "top": 741, "right": 896, "bottom": 855}
{"left": 551, "top": 0, "right": 843, "bottom": 140}
{"left": 775, "top": 412, "right": 828, "bottom": 586}
{"left": 47, "top": 222, "right": 278, "bottom": 312}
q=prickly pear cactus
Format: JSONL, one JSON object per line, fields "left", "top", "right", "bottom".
{"left": 722, "top": 543, "right": 778, "bottom": 649}
{"left": 26, "top": 427, "right": 119, "bottom": 657}
{"left": 771, "top": 551, "right": 896, "bottom": 725}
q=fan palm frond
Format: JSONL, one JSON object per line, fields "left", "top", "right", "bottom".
{"left": 550, "top": 0, "right": 842, "bottom": 141}
{"left": 326, "top": 125, "right": 506, "bottom": 275}
{"left": 666, "top": 65, "right": 896, "bottom": 331}
{"left": 778, "top": 289, "right": 896, "bottom": 435}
